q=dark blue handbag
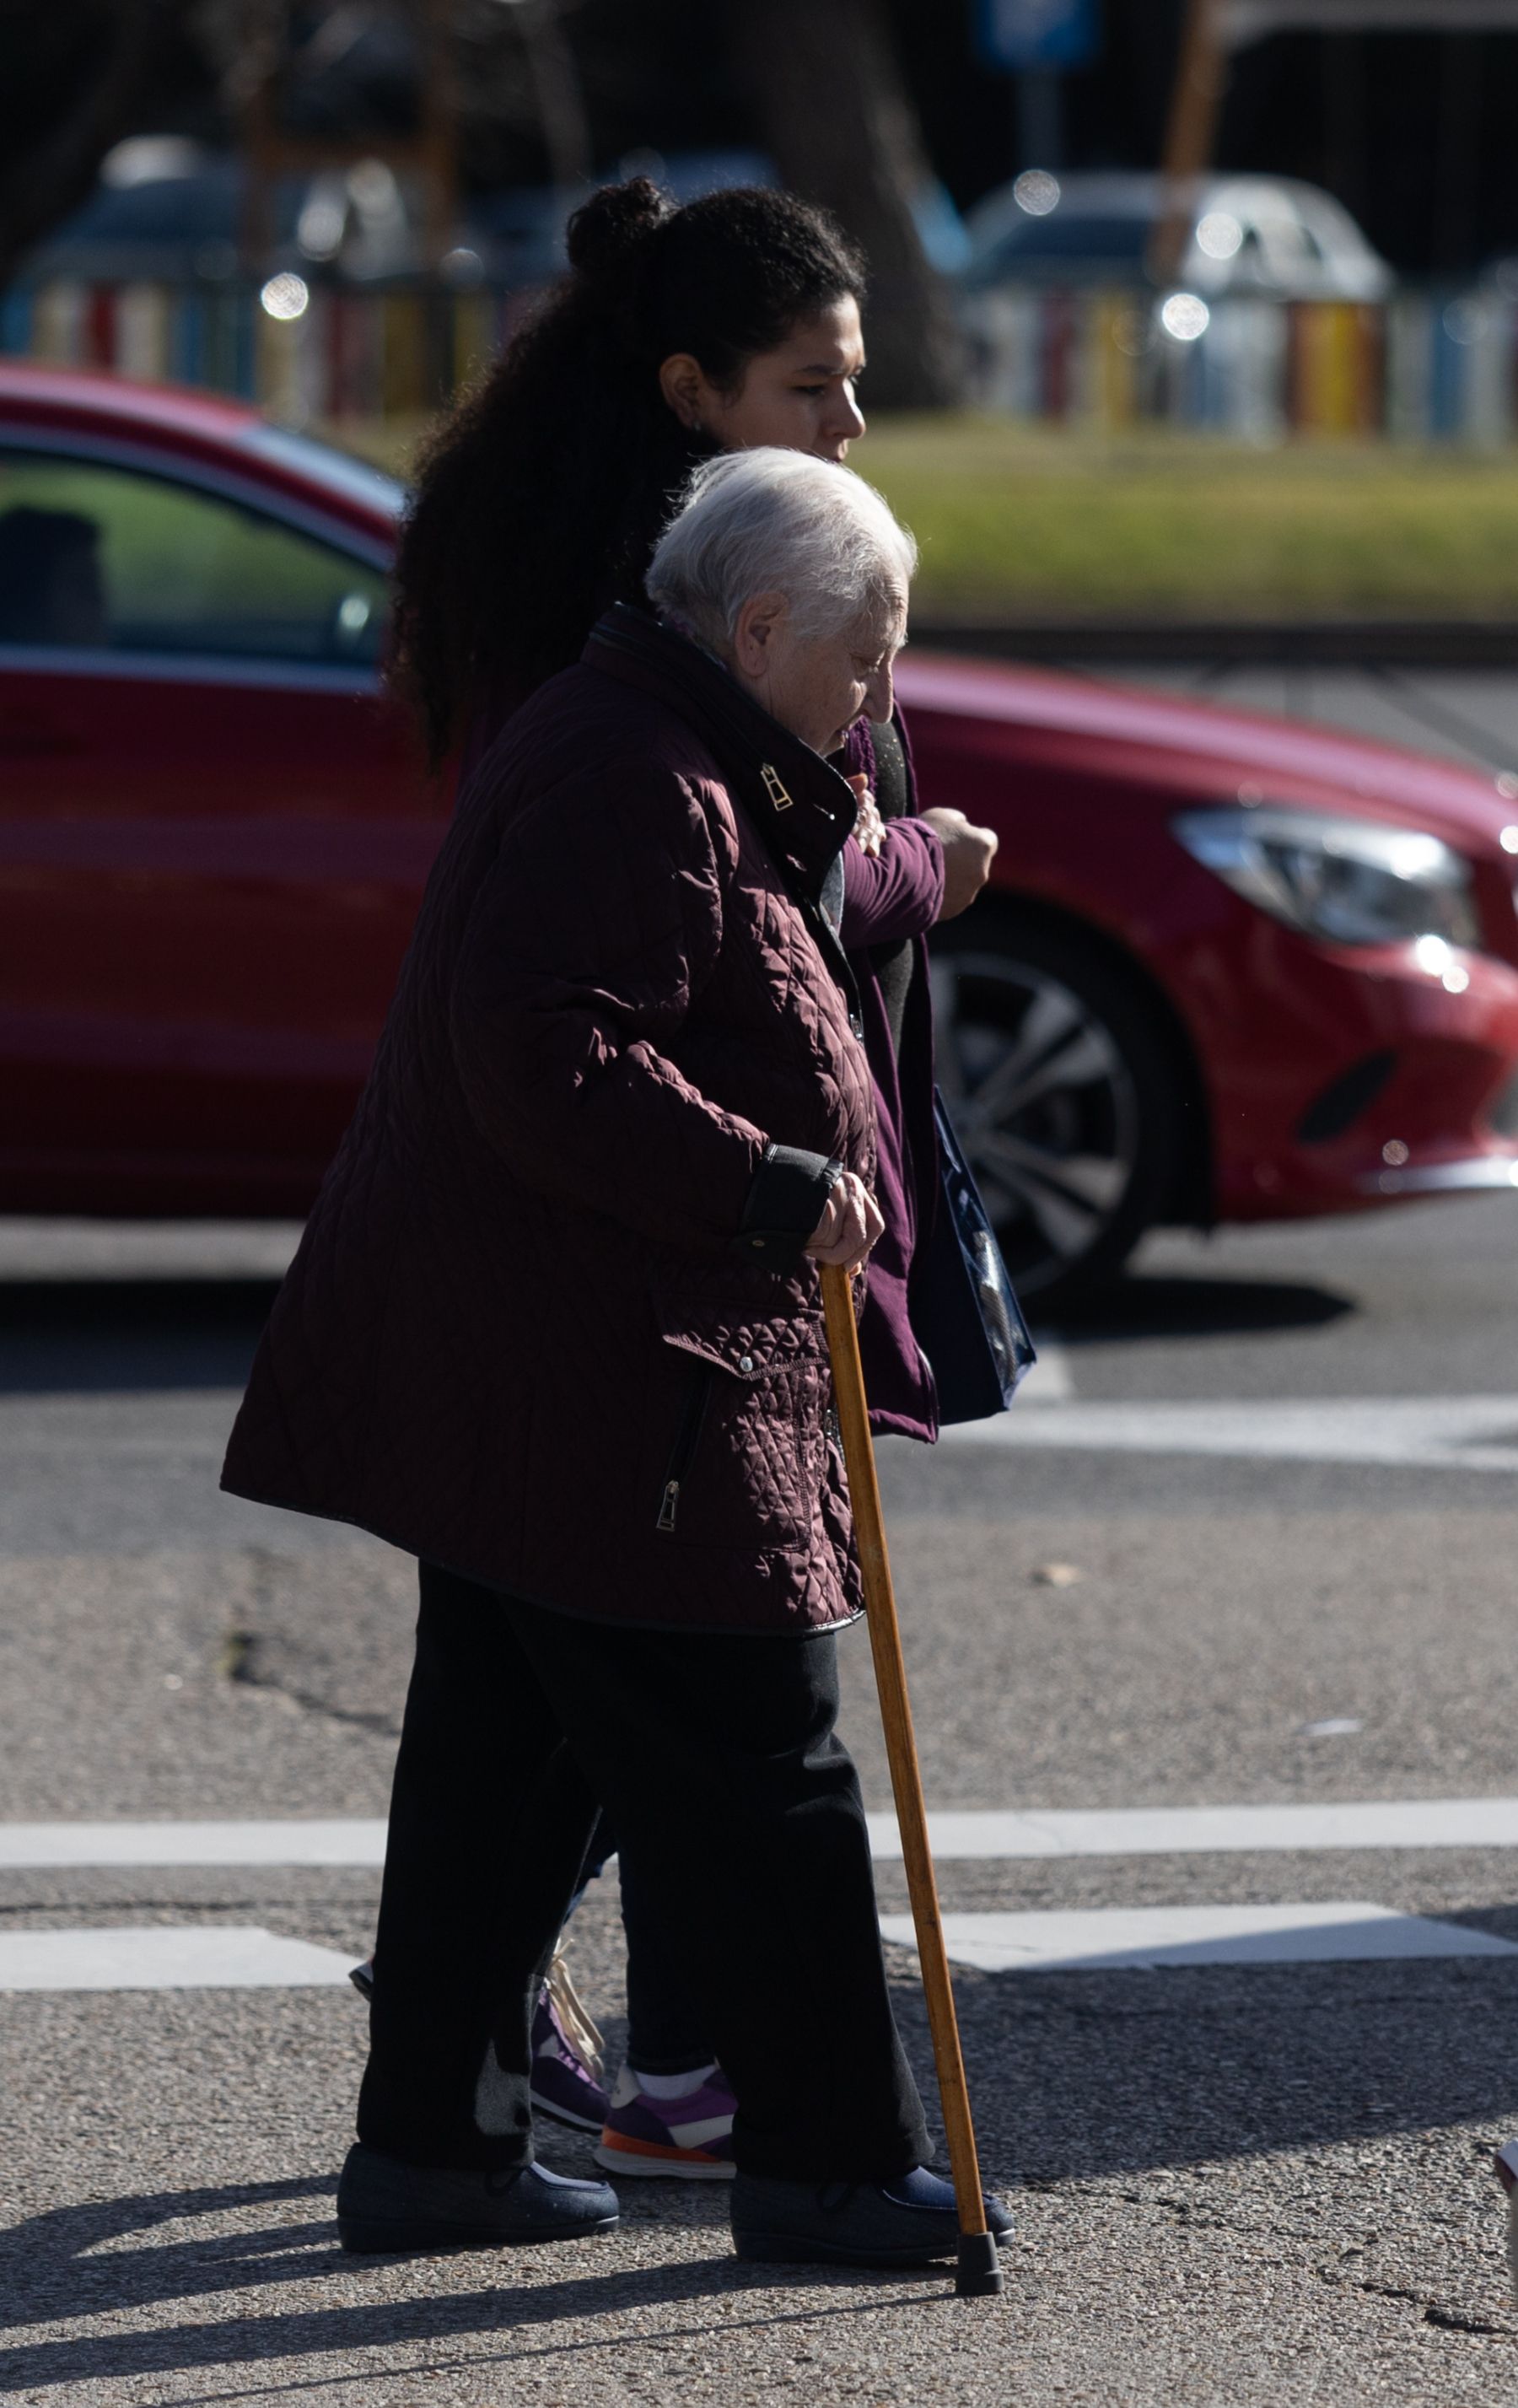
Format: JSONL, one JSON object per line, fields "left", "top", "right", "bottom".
{"left": 916, "top": 1091, "right": 1036, "bottom": 1425}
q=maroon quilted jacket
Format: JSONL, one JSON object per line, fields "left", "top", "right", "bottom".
{"left": 221, "top": 607, "right": 875, "bottom": 1635}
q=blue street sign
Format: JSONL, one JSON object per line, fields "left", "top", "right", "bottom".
{"left": 977, "top": 0, "right": 1101, "bottom": 70}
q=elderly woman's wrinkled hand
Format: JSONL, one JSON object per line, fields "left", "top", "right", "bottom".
{"left": 847, "top": 772, "right": 885, "bottom": 859}
{"left": 805, "top": 1170, "right": 884, "bottom": 1269}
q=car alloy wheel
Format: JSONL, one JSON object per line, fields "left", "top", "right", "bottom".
{"left": 930, "top": 922, "right": 1178, "bottom": 1299}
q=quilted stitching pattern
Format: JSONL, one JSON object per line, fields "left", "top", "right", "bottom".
{"left": 223, "top": 656, "right": 874, "bottom": 1635}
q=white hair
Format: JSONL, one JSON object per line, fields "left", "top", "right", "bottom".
{"left": 644, "top": 447, "right": 917, "bottom": 651}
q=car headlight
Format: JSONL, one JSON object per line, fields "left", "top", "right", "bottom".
{"left": 1171, "top": 805, "right": 1480, "bottom": 949}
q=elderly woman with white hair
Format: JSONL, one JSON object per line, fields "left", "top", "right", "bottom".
{"left": 222, "top": 448, "right": 1013, "bottom": 2274}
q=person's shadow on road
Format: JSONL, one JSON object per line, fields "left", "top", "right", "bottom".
{"left": 0, "top": 1277, "right": 280, "bottom": 1394}
{"left": 0, "top": 2174, "right": 939, "bottom": 2394}
{"left": 0, "top": 1257, "right": 1359, "bottom": 1398}
{"left": 6, "top": 1947, "right": 1518, "bottom": 2392}
{"left": 931, "top": 1945, "right": 1518, "bottom": 2192}
{"left": 1052, "top": 1270, "right": 1355, "bottom": 1344}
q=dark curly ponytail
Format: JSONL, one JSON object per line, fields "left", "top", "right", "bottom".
{"left": 564, "top": 173, "right": 672, "bottom": 299}
{"left": 390, "top": 180, "right": 866, "bottom": 763}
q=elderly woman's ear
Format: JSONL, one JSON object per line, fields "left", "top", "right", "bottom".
{"left": 730, "top": 593, "right": 790, "bottom": 678}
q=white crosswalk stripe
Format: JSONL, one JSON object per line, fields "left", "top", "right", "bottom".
{"left": 937, "top": 1394, "right": 1518, "bottom": 1471}
{"left": 878, "top": 1904, "right": 1518, "bottom": 1972}
{"left": 8, "top": 1808, "right": 1518, "bottom": 1986}
{"left": 864, "top": 1798, "right": 1518, "bottom": 1858}
{"left": 11, "top": 1904, "right": 1509, "bottom": 1988}
{"left": 1014, "top": 1336, "right": 1073, "bottom": 1402}
{"left": 0, "top": 1927, "right": 355, "bottom": 1990}
{"left": 0, "top": 1819, "right": 389, "bottom": 1868}
{"left": 10, "top": 1800, "right": 1518, "bottom": 1868}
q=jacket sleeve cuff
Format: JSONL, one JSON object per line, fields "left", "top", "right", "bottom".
{"left": 735, "top": 1144, "right": 842, "bottom": 1263}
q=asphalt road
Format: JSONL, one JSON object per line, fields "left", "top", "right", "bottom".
{"left": 1075, "top": 663, "right": 1518, "bottom": 781}
{"left": 4, "top": 1194, "right": 1518, "bottom": 2404}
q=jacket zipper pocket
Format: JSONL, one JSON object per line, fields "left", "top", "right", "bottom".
{"left": 655, "top": 1366, "right": 713, "bottom": 1533}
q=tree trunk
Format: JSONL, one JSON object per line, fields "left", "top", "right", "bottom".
{"left": 0, "top": 1, "right": 177, "bottom": 297}
{"left": 514, "top": 0, "right": 592, "bottom": 195}
{"left": 729, "top": 0, "right": 963, "bottom": 412}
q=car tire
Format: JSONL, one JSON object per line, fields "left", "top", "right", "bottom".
{"left": 929, "top": 910, "right": 1187, "bottom": 1304}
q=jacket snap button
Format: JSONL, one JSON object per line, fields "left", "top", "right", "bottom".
{"left": 739, "top": 1355, "right": 754, "bottom": 1372}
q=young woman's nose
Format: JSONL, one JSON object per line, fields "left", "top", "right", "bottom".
{"left": 827, "top": 384, "right": 866, "bottom": 445}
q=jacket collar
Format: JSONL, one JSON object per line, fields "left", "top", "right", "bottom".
{"left": 584, "top": 604, "right": 854, "bottom": 905}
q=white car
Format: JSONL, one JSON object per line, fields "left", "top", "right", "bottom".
{"left": 963, "top": 170, "right": 1392, "bottom": 302}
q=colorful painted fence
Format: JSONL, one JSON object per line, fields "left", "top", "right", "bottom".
{"left": 0, "top": 278, "right": 535, "bottom": 426}
{"left": 5, "top": 276, "right": 1518, "bottom": 444}
{"left": 966, "top": 288, "right": 1518, "bottom": 444}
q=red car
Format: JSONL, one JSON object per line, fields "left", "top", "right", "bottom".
{"left": 3, "top": 361, "right": 1517, "bottom": 1299}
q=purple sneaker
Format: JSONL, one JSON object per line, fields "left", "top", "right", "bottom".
{"left": 594, "top": 2065, "right": 736, "bottom": 2181}
{"left": 348, "top": 1952, "right": 611, "bottom": 2136}
{"left": 530, "top": 1955, "right": 611, "bottom": 2133}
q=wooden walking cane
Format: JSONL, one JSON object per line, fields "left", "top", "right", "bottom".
{"left": 819, "top": 1261, "right": 1004, "bottom": 2299}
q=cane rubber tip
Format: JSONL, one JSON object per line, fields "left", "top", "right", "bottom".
{"left": 954, "top": 2231, "right": 1004, "bottom": 2297}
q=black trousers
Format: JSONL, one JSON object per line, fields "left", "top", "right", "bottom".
{"left": 440, "top": 1808, "right": 708, "bottom": 2076}
{"left": 357, "top": 1563, "right": 929, "bottom": 2182}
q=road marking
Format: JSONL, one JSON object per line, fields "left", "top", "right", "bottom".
{"left": 0, "top": 1217, "right": 303, "bottom": 1280}
{"left": 937, "top": 1394, "right": 1518, "bottom": 1470}
{"left": 0, "top": 1393, "right": 240, "bottom": 1459}
{"left": 867, "top": 1800, "right": 1518, "bottom": 1857}
{"left": 1017, "top": 1333, "right": 1072, "bottom": 1402}
{"left": 0, "top": 1819, "right": 388, "bottom": 1868}
{"left": 879, "top": 1904, "right": 1518, "bottom": 1972}
{"left": 12, "top": 1799, "right": 1518, "bottom": 1869}
{"left": 0, "top": 1926, "right": 355, "bottom": 1991}
{"left": 6, "top": 1910, "right": 1509, "bottom": 1991}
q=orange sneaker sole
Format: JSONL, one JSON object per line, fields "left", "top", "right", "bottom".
{"left": 593, "top": 2131, "right": 735, "bottom": 2183}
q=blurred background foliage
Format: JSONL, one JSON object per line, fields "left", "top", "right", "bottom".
{"left": 7, "top": 3, "right": 1516, "bottom": 285}
{"left": 11, "top": 3, "right": 1518, "bottom": 621}
{"left": 332, "top": 410, "right": 1518, "bottom": 626}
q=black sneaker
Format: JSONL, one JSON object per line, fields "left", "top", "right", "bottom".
{"left": 731, "top": 2163, "right": 1012, "bottom": 2270}
{"left": 336, "top": 2142, "right": 618, "bottom": 2253}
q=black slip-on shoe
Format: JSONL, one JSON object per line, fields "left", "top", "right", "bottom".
{"left": 730, "top": 2164, "right": 1013, "bottom": 2270}
{"left": 336, "top": 2142, "right": 619, "bottom": 2253}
